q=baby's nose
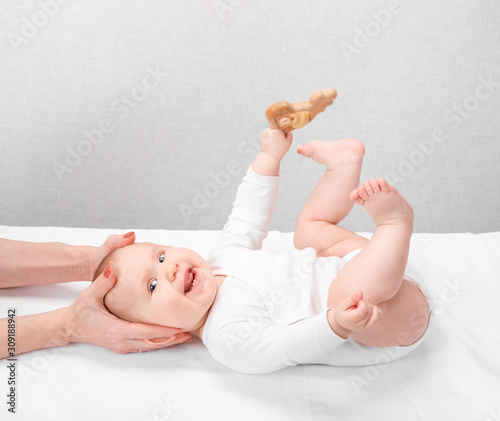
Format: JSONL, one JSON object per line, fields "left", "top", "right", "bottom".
{"left": 165, "top": 263, "right": 178, "bottom": 281}
{"left": 166, "top": 262, "right": 188, "bottom": 282}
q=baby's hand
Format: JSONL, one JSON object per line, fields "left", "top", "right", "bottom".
{"left": 259, "top": 120, "right": 293, "bottom": 163}
{"left": 327, "top": 291, "right": 383, "bottom": 338}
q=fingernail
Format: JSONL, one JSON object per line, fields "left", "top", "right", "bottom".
{"left": 124, "top": 231, "right": 134, "bottom": 239}
{"left": 103, "top": 265, "right": 111, "bottom": 278}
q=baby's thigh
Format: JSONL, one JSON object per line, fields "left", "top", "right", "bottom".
{"left": 350, "top": 279, "right": 430, "bottom": 347}
{"left": 317, "top": 232, "right": 368, "bottom": 259}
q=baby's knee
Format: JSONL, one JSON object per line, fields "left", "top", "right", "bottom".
{"left": 327, "top": 281, "right": 399, "bottom": 308}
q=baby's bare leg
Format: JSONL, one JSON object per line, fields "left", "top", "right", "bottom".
{"left": 294, "top": 144, "right": 427, "bottom": 346}
{"left": 293, "top": 139, "right": 369, "bottom": 258}
{"left": 327, "top": 178, "right": 429, "bottom": 347}
{"left": 327, "top": 178, "right": 414, "bottom": 308}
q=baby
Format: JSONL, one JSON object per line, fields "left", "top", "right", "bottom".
{"left": 95, "top": 128, "right": 432, "bottom": 374}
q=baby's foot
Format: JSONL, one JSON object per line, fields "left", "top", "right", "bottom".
{"left": 350, "top": 178, "right": 414, "bottom": 227}
{"left": 297, "top": 138, "right": 365, "bottom": 170}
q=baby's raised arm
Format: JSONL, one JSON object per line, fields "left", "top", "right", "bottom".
{"left": 208, "top": 126, "right": 293, "bottom": 258}
{"left": 251, "top": 124, "right": 293, "bottom": 177}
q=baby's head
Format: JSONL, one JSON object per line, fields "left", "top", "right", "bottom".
{"left": 94, "top": 242, "right": 217, "bottom": 336}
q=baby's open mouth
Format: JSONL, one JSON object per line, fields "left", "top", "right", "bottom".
{"left": 184, "top": 269, "right": 197, "bottom": 293}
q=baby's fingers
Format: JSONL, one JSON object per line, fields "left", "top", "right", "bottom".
{"left": 344, "top": 299, "right": 382, "bottom": 331}
{"left": 354, "top": 299, "right": 370, "bottom": 319}
{"left": 337, "top": 290, "right": 363, "bottom": 312}
{"left": 351, "top": 300, "right": 383, "bottom": 330}
{"left": 364, "top": 304, "right": 383, "bottom": 330}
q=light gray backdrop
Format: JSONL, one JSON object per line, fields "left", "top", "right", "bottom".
{"left": 1, "top": 0, "right": 499, "bottom": 233}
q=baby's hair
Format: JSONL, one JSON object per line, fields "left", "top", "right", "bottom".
{"left": 93, "top": 249, "right": 120, "bottom": 282}
{"left": 93, "top": 247, "right": 137, "bottom": 323}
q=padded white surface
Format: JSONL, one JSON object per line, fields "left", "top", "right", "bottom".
{"left": 1, "top": 226, "right": 499, "bottom": 420}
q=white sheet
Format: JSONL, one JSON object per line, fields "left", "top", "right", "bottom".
{"left": 1, "top": 226, "right": 499, "bottom": 421}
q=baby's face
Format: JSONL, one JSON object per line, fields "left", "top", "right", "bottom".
{"left": 106, "top": 242, "right": 217, "bottom": 333}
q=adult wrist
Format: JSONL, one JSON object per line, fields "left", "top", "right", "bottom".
{"left": 83, "top": 245, "right": 100, "bottom": 281}
{"left": 56, "top": 243, "right": 96, "bottom": 283}
{"left": 61, "top": 307, "right": 75, "bottom": 345}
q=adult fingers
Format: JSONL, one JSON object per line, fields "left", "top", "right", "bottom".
{"left": 119, "top": 320, "right": 185, "bottom": 341}
{"left": 144, "top": 333, "right": 193, "bottom": 349}
{"left": 109, "top": 334, "right": 193, "bottom": 354}
{"left": 90, "top": 264, "right": 116, "bottom": 301}
{"left": 100, "top": 232, "right": 136, "bottom": 255}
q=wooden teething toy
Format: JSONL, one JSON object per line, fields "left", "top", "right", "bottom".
{"left": 265, "top": 88, "right": 337, "bottom": 134}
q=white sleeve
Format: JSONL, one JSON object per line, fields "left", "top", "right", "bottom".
{"left": 206, "top": 310, "right": 348, "bottom": 374}
{"left": 209, "top": 165, "right": 279, "bottom": 257}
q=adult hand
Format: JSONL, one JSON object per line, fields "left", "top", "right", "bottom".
{"left": 86, "top": 232, "right": 136, "bottom": 281}
{"left": 64, "top": 264, "right": 192, "bottom": 354}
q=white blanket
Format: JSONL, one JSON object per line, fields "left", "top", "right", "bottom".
{"left": 1, "top": 226, "right": 499, "bottom": 421}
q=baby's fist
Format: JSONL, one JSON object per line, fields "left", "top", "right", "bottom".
{"left": 260, "top": 123, "right": 293, "bottom": 162}
{"left": 329, "top": 291, "right": 383, "bottom": 338}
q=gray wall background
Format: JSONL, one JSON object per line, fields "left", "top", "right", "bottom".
{"left": 1, "top": 0, "right": 499, "bottom": 233}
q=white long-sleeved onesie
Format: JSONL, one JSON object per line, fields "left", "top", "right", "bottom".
{"left": 202, "top": 166, "right": 431, "bottom": 374}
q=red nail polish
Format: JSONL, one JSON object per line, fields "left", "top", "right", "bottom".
{"left": 124, "top": 231, "right": 134, "bottom": 239}
{"left": 103, "top": 265, "right": 111, "bottom": 278}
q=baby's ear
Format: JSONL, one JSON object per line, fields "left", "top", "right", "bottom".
{"left": 144, "top": 337, "right": 175, "bottom": 345}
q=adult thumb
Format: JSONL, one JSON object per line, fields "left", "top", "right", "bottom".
{"left": 91, "top": 264, "right": 117, "bottom": 300}
{"left": 101, "top": 232, "right": 136, "bottom": 255}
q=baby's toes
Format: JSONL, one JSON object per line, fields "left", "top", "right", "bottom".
{"left": 362, "top": 180, "right": 374, "bottom": 195}
{"left": 369, "top": 178, "right": 381, "bottom": 193}
{"left": 350, "top": 189, "right": 365, "bottom": 205}
{"left": 357, "top": 186, "right": 369, "bottom": 201}
{"left": 297, "top": 144, "right": 311, "bottom": 158}
{"left": 377, "top": 177, "right": 390, "bottom": 192}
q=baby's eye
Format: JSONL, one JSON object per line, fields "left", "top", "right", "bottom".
{"left": 149, "top": 279, "right": 158, "bottom": 293}
{"left": 159, "top": 253, "right": 165, "bottom": 263}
